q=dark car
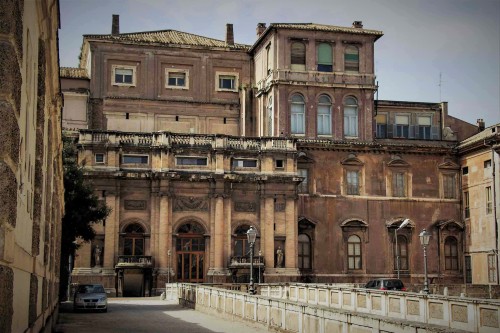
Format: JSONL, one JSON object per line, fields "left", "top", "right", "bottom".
{"left": 73, "top": 284, "right": 108, "bottom": 312}
{"left": 364, "top": 278, "right": 406, "bottom": 291}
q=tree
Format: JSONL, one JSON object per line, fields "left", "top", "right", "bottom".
{"left": 59, "top": 135, "right": 110, "bottom": 300}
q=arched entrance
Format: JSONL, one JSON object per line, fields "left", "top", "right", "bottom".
{"left": 176, "top": 222, "right": 205, "bottom": 282}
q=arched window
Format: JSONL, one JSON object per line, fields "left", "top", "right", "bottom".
{"left": 291, "top": 94, "right": 305, "bottom": 135}
{"left": 298, "top": 234, "right": 311, "bottom": 269}
{"left": 267, "top": 95, "right": 273, "bottom": 136}
{"left": 317, "top": 95, "right": 332, "bottom": 135}
{"left": 176, "top": 222, "right": 205, "bottom": 282}
{"left": 233, "top": 225, "right": 251, "bottom": 257}
{"left": 445, "top": 237, "right": 459, "bottom": 270}
{"left": 394, "top": 235, "right": 409, "bottom": 270}
{"left": 317, "top": 43, "right": 333, "bottom": 72}
{"left": 291, "top": 42, "right": 306, "bottom": 71}
{"left": 347, "top": 235, "right": 362, "bottom": 270}
{"left": 123, "top": 223, "right": 145, "bottom": 256}
{"left": 344, "top": 97, "right": 358, "bottom": 137}
{"left": 344, "top": 45, "right": 359, "bottom": 72}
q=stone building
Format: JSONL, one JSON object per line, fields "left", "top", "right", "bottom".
{"left": 62, "top": 17, "right": 481, "bottom": 296}
{"left": 457, "top": 122, "right": 500, "bottom": 285}
{"left": 0, "top": 0, "right": 64, "bottom": 332}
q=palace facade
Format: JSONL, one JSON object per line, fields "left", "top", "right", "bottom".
{"left": 61, "top": 16, "right": 490, "bottom": 296}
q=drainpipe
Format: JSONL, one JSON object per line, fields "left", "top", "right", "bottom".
{"left": 486, "top": 139, "right": 499, "bottom": 285}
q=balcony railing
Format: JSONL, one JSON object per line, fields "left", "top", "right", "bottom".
{"left": 228, "top": 256, "right": 265, "bottom": 268}
{"left": 116, "top": 255, "right": 153, "bottom": 268}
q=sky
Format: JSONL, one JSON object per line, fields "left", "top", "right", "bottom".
{"left": 59, "top": 0, "right": 500, "bottom": 126}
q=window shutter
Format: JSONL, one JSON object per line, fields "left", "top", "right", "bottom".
{"left": 291, "top": 42, "right": 306, "bottom": 65}
{"left": 431, "top": 126, "right": 440, "bottom": 139}
{"left": 387, "top": 124, "right": 394, "bottom": 138}
{"left": 317, "top": 43, "right": 332, "bottom": 65}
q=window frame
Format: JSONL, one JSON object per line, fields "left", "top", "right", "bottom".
{"left": 464, "top": 191, "right": 470, "bottom": 219}
{"left": 291, "top": 94, "right": 306, "bottom": 135}
{"left": 176, "top": 156, "right": 208, "bottom": 166}
{"left": 392, "top": 171, "right": 407, "bottom": 197}
{"left": 346, "top": 170, "right": 360, "bottom": 195}
{"left": 166, "top": 69, "right": 189, "bottom": 89}
{"left": 317, "top": 42, "right": 333, "bottom": 72}
{"left": 343, "top": 96, "right": 358, "bottom": 138}
{"left": 298, "top": 168, "right": 309, "bottom": 194}
{"left": 95, "top": 153, "right": 105, "bottom": 164}
{"left": 486, "top": 186, "right": 493, "bottom": 214}
{"left": 216, "top": 71, "right": 239, "bottom": 92}
{"left": 444, "top": 236, "right": 459, "bottom": 271}
{"left": 443, "top": 173, "right": 457, "bottom": 199}
{"left": 317, "top": 94, "right": 332, "bottom": 136}
{"left": 488, "top": 254, "right": 497, "bottom": 283}
{"left": 232, "top": 158, "right": 258, "bottom": 169}
{"left": 291, "top": 41, "right": 306, "bottom": 71}
{"left": 347, "top": 234, "right": 362, "bottom": 270}
{"left": 298, "top": 233, "right": 312, "bottom": 270}
{"left": 344, "top": 45, "right": 359, "bottom": 72}
{"left": 112, "top": 65, "right": 136, "bottom": 87}
{"left": 375, "top": 113, "right": 387, "bottom": 138}
{"left": 122, "top": 154, "right": 149, "bottom": 164}
{"left": 395, "top": 115, "right": 410, "bottom": 138}
{"left": 394, "top": 235, "right": 409, "bottom": 271}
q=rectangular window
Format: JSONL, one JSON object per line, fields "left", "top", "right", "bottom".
{"left": 317, "top": 43, "right": 333, "bottom": 72}
{"left": 462, "top": 166, "right": 469, "bottom": 175}
{"left": 344, "top": 107, "right": 358, "bottom": 137}
{"left": 418, "top": 116, "right": 432, "bottom": 139}
{"left": 291, "top": 41, "right": 306, "bottom": 71}
{"left": 166, "top": 70, "right": 188, "bottom": 89}
{"left": 275, "top": 159, "right": 284, "bottom": 169}
{"left": 344, "top": 46, "right": 359, "bottom": 72}
{"left": 486, "top": 186, "right": 492, "bottom": 214}
{"left": 465, "top": 256, "right": 472, "bottom": 283}
{"left": 95, "top": 153, "right": 105, "bottom": 164}
{"left": 488, "top": 254, "right": 497, "bottom": 283}
{"left": 266, "top": 44, "right": 272, "bottom": 75}
{"left": 122, "top": 155, "right": 148, "bottom": 164}
{"left": 443, "top": 174, "right": 456, "bottom": 199}
{"left": 232, "top": 159, "right": 258, "bottom": 168}
{"left": 346, "top": 170, "right": 360, "bottom": 195}
{"left": 219, "top": 76, "right": 235, "bottom": 90}
{"left": 112, "top": 65, "right": 136, "bottom": 86}
{"left": 484, "top": 159, "right": 492, "bottom": 178}
{"left": 393, "top": 172, "right": 406, "bottom": 197}
{"left": 375, "top": 114, "right": 387, "bottom": 138}
{"left": 395, "top": 115, "right": 409, "bottom": 138}
{"left": 298, "top": 168, "right": 308, "bottom": 193}
{"left": 464, "top": 191, "right": 470, "bottom": 219}
{"left": 176, "top": 157, "right": 208, "bottom": 166}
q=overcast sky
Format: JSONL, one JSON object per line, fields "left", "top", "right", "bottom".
{"left": 59, "top": 0, "right": 500, "bottom": 126}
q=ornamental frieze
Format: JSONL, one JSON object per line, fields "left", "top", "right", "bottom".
{"left": 173, "top": 196, "right": 209, "bottom": 211}
{"left": 124, "top": 200, "right": 147, "bottom": 210}
{"left": 234, "top": 201, "right": 257, "bottom": 212}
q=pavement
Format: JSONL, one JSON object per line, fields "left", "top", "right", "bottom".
{"left": 55, "top": 296, "right": 269, "bottom": 333}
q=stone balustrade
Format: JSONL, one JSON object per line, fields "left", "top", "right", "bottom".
{"left": 172, "top": 282, "right": 500, "bottom": 333}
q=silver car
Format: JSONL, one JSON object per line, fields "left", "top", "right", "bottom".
{"left": 73, "top": 284, "right": 108, "bottom": 312}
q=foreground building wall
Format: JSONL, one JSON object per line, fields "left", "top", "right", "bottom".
{"left": 0, "top": 0, "right": 64, "bottom": 332}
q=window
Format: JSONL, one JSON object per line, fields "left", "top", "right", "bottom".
{"left": 291, "top": 41, "right": 306, "bottom": 71}
{"left": 444, "top": 237, "right": 459, "bottom": 270}
{"left": 484, "top": 159, "right": 492, "bottom": 169}
{"left": 344, "top": 45, "right": 359, "bottom": 72}
{"left": 317, "top": 95, "right": 332, "bottom": 135}
{"left": 465, "top": 256, "right": 472, "bottom": 283}
{"left": 317, "top": 43, "right": 333, "bottom": 72}
{"left": 488, "top": 254, "right": 497, "bottom": 283}
{"left": 486, "top": 186, "right": 492, "bottom": 214}
{"left": 233, "top": 225, "right": 252, "bottom": 257}
{"left": 346, "top": 170, "right": 360, "bottom": 195}
{"left": 443, "top": 174, "right": 456, "bottom": 199}
{"left": 298, "top": 234, "right": 311, "bottom": 269}
{"left": 166, "top": 69, "right": 188, "bottom": 89}
{"left": 394, "top": 235, "right": 408, "bottom": 270}
{"left": 298, "top": 168, "right": 308, "bottom": 193}
{"left": 275, "top": 159, "right": 284, "bottom": 169}
{"left": 176, "top": 157, "right": 208, "bottom": 166}
{"left": 291, "top": 94, "right": 305, "bottom": 135}
{"left": 344, "top": 97, "right": 358, "bottom": 137}
{"left": 95, "top": 153, "right": 105, "bottom": 164}
{"left": 484, "top": 159, "right": 492, "bottom": 178}
{"left": 393, "top": 172, "right": 406, "bottom": 197}
{"left": 462, "top": 166, "right": 469, "bottom": 175}
{"left": 122, "top": 154, "right": 148, "bottom": 164}
{"left": 112, "top": 65, "right": 135, "bottom": 86}
{"left": 464, "top": 191, "right": 470, "bottom": 219}
{"left": 123, "top": 223, "right": 145, "bottom": 256}
{"left": 395, "top": 115, "right": 410, "bottom": 138}
{"left": 375, "top": 114, "right": 387, "bottom": 138}
{"left": 267, "top": 96, "right": 273, "bottom": 136}
{"left": 232, "top": 159, "right": 258, "bottom": 168}
{"left": 266, "top": 44, "right": 272, "bottom": 75}
{"left": 216, "top": 72, "right": 238, "bottom": 92}
{"left": 418, "top": 116, "right": 432, "bottom": 139}
{"left": 347, "top": 235, "right": 362, "bottom": 270}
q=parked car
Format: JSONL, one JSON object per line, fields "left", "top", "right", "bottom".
{"left": 364, "top": 278, "right": 406, "bottom": 291}
{"left": 73, "top": 284, "right": 108, "bottom": 312}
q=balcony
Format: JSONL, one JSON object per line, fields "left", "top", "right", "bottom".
{"left": 116, "top": 255, "right": 153, "bottom": 268}
{"left": 228, "top": 256, "right": 265, "bottom": 268}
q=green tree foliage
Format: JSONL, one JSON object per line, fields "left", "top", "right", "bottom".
{"left": 59, "top": 135, "right": 110, "bottom": 300}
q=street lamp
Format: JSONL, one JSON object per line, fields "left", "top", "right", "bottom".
{"left": 419, "top": 229, "right": 431, "bottom": 294}
{"left": 246, "top": 226, "right": 257, "bottom": 295}
{"left": 395, "top": 218, "right": 410, "bottom": 279}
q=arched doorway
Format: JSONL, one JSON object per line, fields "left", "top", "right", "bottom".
{"left": 176, "top": 222, "right": 205, "bottom": 282}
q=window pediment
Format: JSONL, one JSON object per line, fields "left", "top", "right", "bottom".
{"left": 341, "top": 154, "right": 364, "bottom": 166}
{"left": 385, "top": 217, "right": 415, "bottom": 229}
{"left": 438, "top": 161, "right": 460, "bottom": 170}
{"left": 387, "top": 158, "right": 410, "bottom": 168}
{"left": 340, "top": 218, "right": 368, "bottom": 228}
{"left": 435, "top": 219, "right": 464, "bottom": 231}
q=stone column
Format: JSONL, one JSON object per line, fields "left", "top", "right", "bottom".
{"left": 103, "top": 192, "right": 119, "bottom": 269}
{"left": 214, "top": 194, "right": 224, "bottom": 269}
{"left": 263, "top": 196, "right": 275, "bottom": 268}
{"left": 158, "top": 193, "right": 169, "bottom": 269}
{"left": 285, "top": 197, "right": 297, "bottom": 268}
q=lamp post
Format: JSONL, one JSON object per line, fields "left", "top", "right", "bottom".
{"left": 395, "top": 218, "right": 410, "bottom": 279}
{"left": 419, "top": 229, "right": 431, "bottom": 294}
{"left": 247, "top": 226, "right": 257, "bottom": 295}
{"left": 167, "top": 249, "right": 171, "bottom": 284}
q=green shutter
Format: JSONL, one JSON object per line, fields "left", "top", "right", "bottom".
{"left": 317, "top": 43, "right": 332, "bottom": 65}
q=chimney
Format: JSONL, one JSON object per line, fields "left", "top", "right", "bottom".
{"left": 256, "top": 23, "right": 266, "bottom": 37}
{"left": 112, "top": 14, "right": 120, "bottom": 35}
{"left": 226, "top": 23, "right": 234, "bottom": 45}
{"left": 352, "top": 21, "right": 363, "bottom": 28}
{"left": 477, "top": 119, "right": 485, "bottom": 132}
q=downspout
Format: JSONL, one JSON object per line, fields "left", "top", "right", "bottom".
{"left": 486, "top": 139, "right": 499, "bottom": 286}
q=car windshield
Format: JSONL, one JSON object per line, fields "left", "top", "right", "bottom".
{"left": 385, "top": 280, "right": 404, "bottom": 288}
{"left": 77, "top": 285, "right": 105, "bottom": 293}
